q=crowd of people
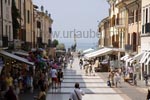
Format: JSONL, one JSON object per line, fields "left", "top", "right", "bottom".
{"left": 0, "top": 53, "right": 70, "bottom": 100}
{"left": 108, "top": 69, "right": 122, "bottom": 88}
{"left": 79, "top": 58, "right": 99, "bottom": 76}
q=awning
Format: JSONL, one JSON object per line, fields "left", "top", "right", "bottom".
{"left": 129, "top": 59, "right": 134, "bottom": 65}
{"left": 133, "top": 52, "right": 144, "bottom": 61}
{"left": 13, "top": 51, "right": 29, "bottom": 57}
{"left": 84, "top": 48, "right": 112, "bottom": 59}
{"left": 0, "top": 50, "right": 34, "bottom": 66}
{"left": 146, "top": 57, "right": 150, "bottom": 65}
{"left": 126, "top": 58, "right": 133, "bottom": 63}
{"left": 139, "top": 52, "right": 150, "bottom": 64}
{"left": 120, "top": 55, "right": 129, "bottom": 61}
{"left": 83, "top": 48, "right": 94, "bottom": 54}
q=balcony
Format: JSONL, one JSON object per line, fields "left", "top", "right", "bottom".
{"left": 116, "top": 0, "right": 136, "bottom": 8}
{"left": 115, "top": 18, "right": 125, "bottom": 28}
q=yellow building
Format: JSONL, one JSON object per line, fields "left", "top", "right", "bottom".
{"left": 15, "top": 1, "right": 53, "bottom": 49}
{"left": 34, "top": 6, "right": 53, "bottom": 48}
{"left": 98, "top": 17, "right": 110, "bottom": 47}
{"left": 15, "top": 0, "right": 34, "bottom": 49}
{"left": 25, "top": 0, "right": 34, "bottom": 47}
{"left": 107, "top": 0, "right": 120, "bottom": 48}
{"left": 116, "top": 0, "right": 141, "bottom": 53}
{"left": 107, "top": 0, "right": 141, "bottom": 54}
{"left": 0, "top": 0, "right": 13, "bottom": 47}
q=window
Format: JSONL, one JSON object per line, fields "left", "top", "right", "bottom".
{"left": 132, "top": 10, "right": 134, "bottom": 23}
{"left": 146, "top": 8, "right": 148, "bottom": 23}
{"left": 135, "top": 10, "right": 138, "bottom": 22}
{"left": 128, "top": 10, "right": 134, "bottom": 24}
{"left": 139, "top": 9, "right": 141, "bottom": 21}
{"left": 5, "top": 25, "right": 7, "bottom": 36}
{"left": 116, "top": 13, "right": 119, "bottom": 25}
{"left": 143, "top": 9, "right": 145, "bottom": 24}
{"left": 27, "top": 10, "right": 30, "bottom": 23}
{"left": 128, "top": 33, "right": 130, "bottom": 44}
{"left": 9, "top": 25, "right": 11, "bottom": 40}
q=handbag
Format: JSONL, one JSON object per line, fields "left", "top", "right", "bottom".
{"left": 107, "top": 80, "right": 111, "bottom": 86}
{"left": 74, "top": 90, "right": 81, "bottom": 100}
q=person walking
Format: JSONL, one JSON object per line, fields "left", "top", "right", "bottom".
{"left": 34, "top": 86, "right": 46, "bottom": 100}
{"left": 51, "top": 67, "right": 58, "bottom": 89}
{"left": 114, "top": 71, "right": 121, "bottom": 88}
{"left": 4, "top": 86, "right": 17, "bottom": 100}
{"left": 144, "top": 72, "right": 149, "bottom": 86}
{"left": 57, "top": 69, "right": 63, "bottom": 88}
{"left": 70, "top": 57, "right": 73, "bottom": 68}
{"left": 133, "top": 73, "right": 137, "bottom": 86}
{"left": 69, "top": 83, "right": 85, "bottom": 100}
{"left": 79, "top": 59, "right": 83, "bottom": 69}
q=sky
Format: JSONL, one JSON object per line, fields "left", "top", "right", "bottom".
{"left": 33, "top": 0, "right": 109, "bottom": 50}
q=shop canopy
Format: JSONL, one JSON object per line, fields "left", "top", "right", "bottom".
{"left": 0, "top": 50, "right": 34, "bottom": 66}
{"left": 133, "top": 52, "right": 144, "bottom": 61}
{"left": 120, "top": 55, "right": 129, "bottom": 61}
{"left": 83, "top": 48, "right": 94, "bottom": 54}
{"left": 128, "top": 52, "right": 144, "bottom": 65}
{"left": 139, "top": 52, "right": 150, "bottom": 64}
{"left": 13, "top": 51, "right": 29, "bottom": 57}
{"left": 84, "top": 47, "right": 113, "bottom": 59}
{"left": 146, "top": 57, "right": 150, "bottom": 65}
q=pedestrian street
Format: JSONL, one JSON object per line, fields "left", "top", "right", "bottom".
{"left": 46, "top": 58, "right": 128, "bottom": 100}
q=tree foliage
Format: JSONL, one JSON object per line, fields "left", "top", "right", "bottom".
{"left": 52, "top": 39, "right": 59, "bottom": 47}
{"left": 71, "top": 43, "right": 76, "bottom": 52}
{"left": 56, "top": 43, "right": 65, "bottom": 50}
{"left": 12, "top": 0, "right": 20, "bottom": 39}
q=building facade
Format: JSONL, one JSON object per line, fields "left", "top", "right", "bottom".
{"left": 98, "top": 17, "right": 110, "bottom": 47}
{"left": 108, "top": 0, "right": 121, "bottom": 48}
{"left": 141, "top": 0, "right": 150, "bottom": 51}
{"left": 139, "top": 0, "right": 150, "bottom": 79}
{"left": 115, "top": 0, "right": 141, "bottom": 53}
{"left": 24, "top": 0, "right": 34, "bottom": 47}
{"left": 34, "top": 6, "right": 53, "bottom": 48}
{"left": 0, "top": 0, "right": 13, "bottom": 48}
{"left": 15, "top": 0, "right": 25, "bottom": 42}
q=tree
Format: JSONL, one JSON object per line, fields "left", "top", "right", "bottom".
{"left": 52, "top": 39, "right": 59, "bottom": 47}
{"left": 71, "top": 43, "right": 77, "bottom": 52}
{"left": 12, "top": 0, "right": 20, "bottom": 39}
{"left": 56, "top": 43, "right": 65, "bottom": 50}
